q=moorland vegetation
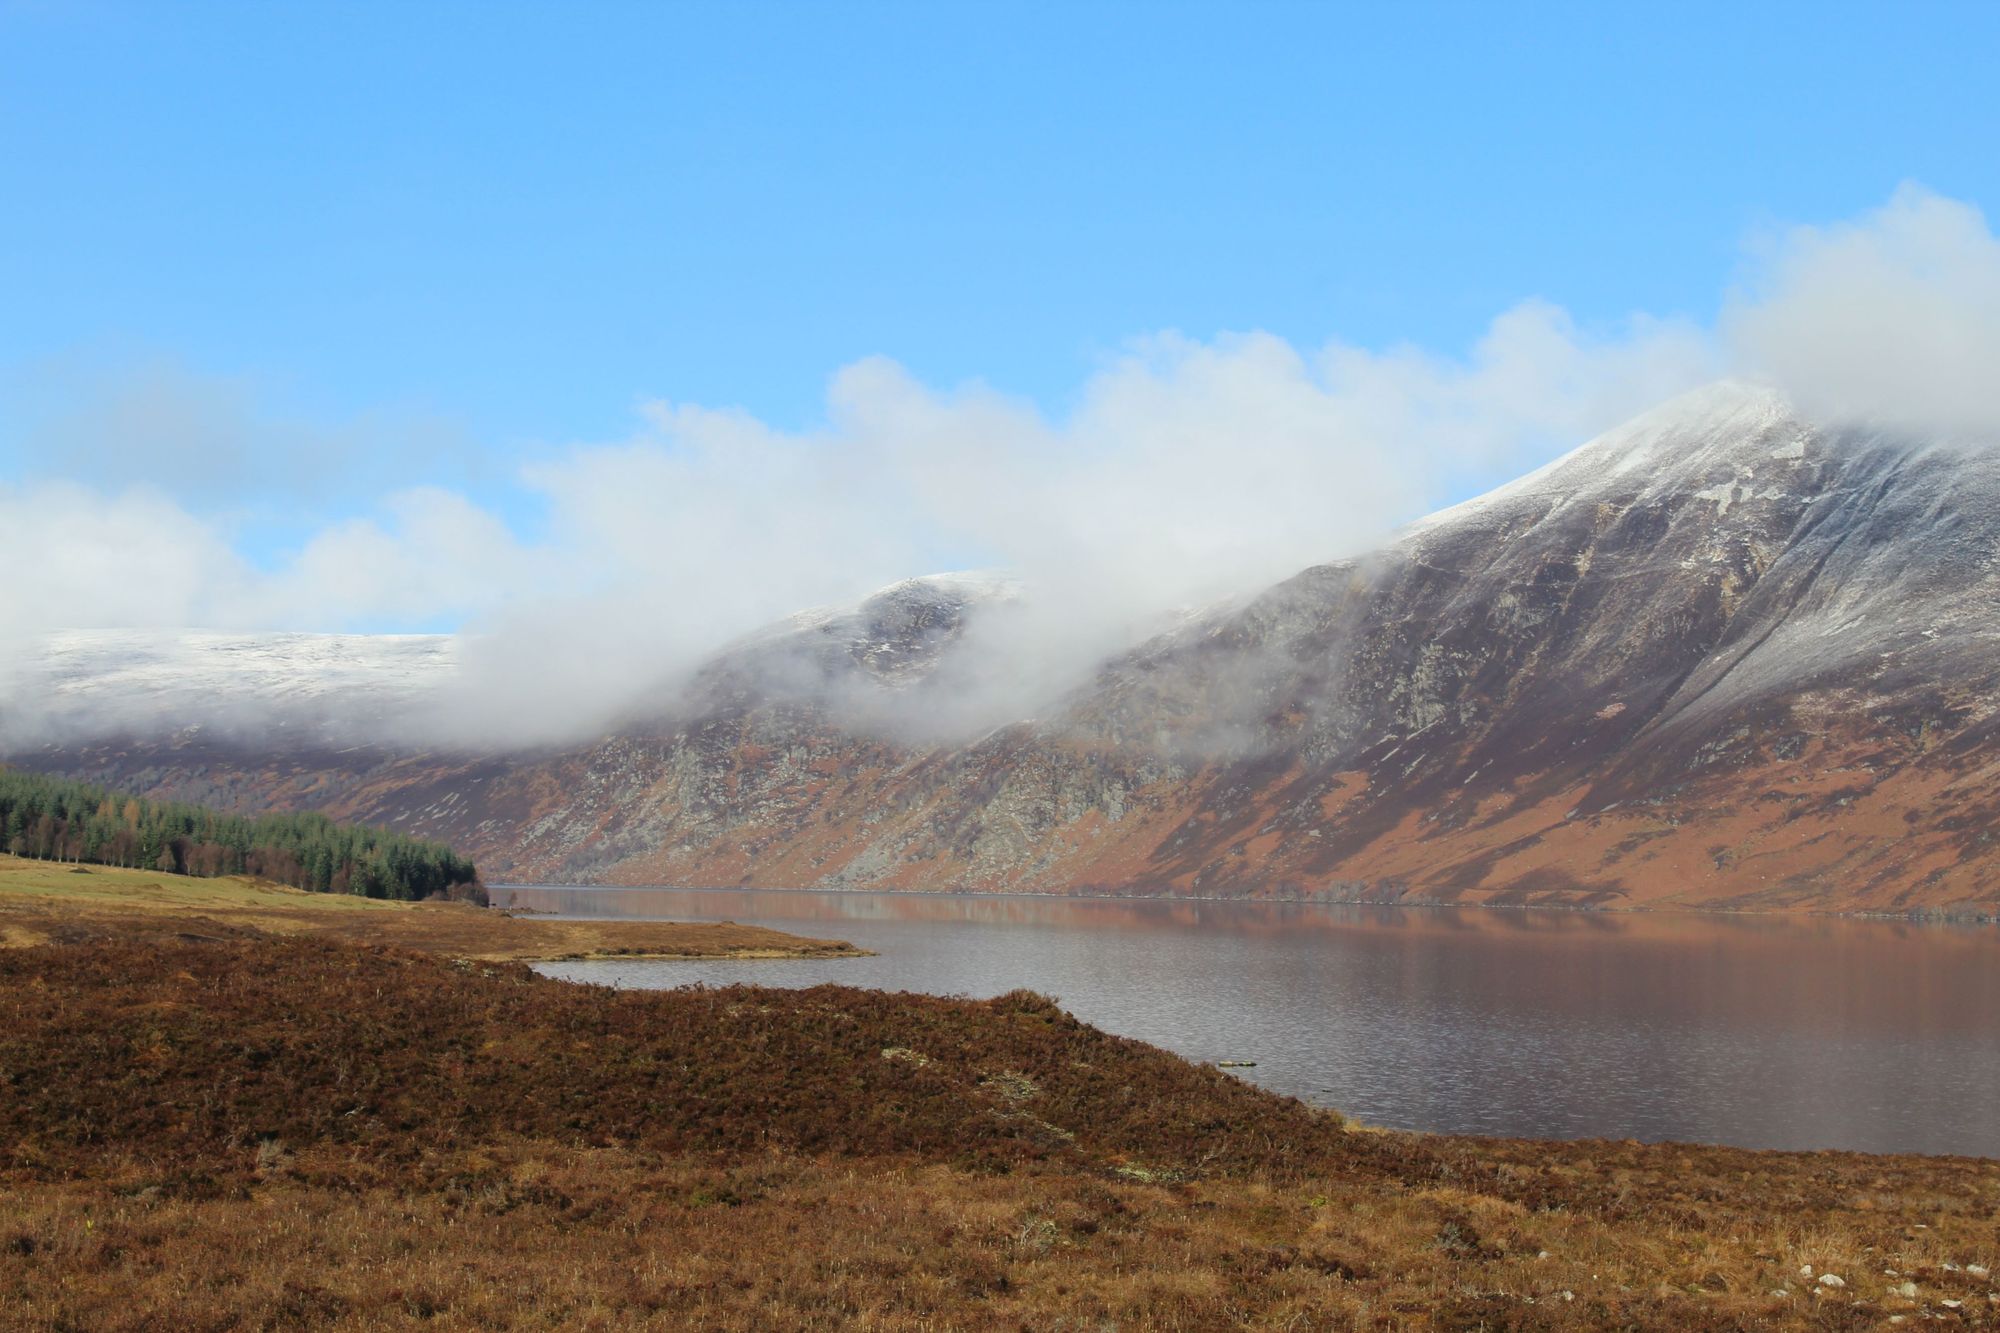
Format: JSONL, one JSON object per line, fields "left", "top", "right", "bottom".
{"left": 0, "top": 889, "right": 1994, "bottom": 1330}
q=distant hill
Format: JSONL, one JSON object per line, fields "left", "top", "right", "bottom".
{"left": 13, "top": 383, "right": 2000, "bottom": 915}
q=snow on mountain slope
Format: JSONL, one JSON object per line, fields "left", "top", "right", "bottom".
{"left": 0, "top": 630, "right": 459, "bottom": 750}
{"left": 2, "top": 573, "right": 1024, "bottom": 750}
{"left": 684, "top": 572, "right": 1025, "bottom": 702}
{"left": 1408, "top": 380, "right": 1806, "bottom": 533}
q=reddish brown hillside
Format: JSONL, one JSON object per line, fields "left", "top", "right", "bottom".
{"left": 18, "top": 386, "right": 2000, "bottom": 916}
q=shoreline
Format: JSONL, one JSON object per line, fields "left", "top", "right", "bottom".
{"left": 495, "top": 879, "right": 2000, "bottom": 927}
{"left": 528, "top": 945, "right": 874, "bottom": 962}
{"left": 0, "top": 854, "right": 869, "bottom": 963}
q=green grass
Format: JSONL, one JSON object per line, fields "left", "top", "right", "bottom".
{"left": 0, "top": 854, "right": 399, "bottom": 911}
{"left": 0, "top": 853, "right": 865, "bottom": 961}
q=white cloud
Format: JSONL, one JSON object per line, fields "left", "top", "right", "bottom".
{"left": 1727, "top": 184, "right": 2000, "bottom": 440}
{"left": 5, "top": 185, "right": 1999, "bottom": 745}
{"left": 0, "top": 481, "right": 248, "bottom": 634}
{"left": 250, "top": 488, "right": 533, "bottom": 627}
{"left": 817, "top": 312, "right": 1714, "bottom": 720}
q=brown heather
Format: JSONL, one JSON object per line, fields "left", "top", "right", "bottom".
{"left": 2, "top": 926, "right": 1998, "bottom": 1327}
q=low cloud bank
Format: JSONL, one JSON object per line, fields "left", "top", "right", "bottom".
{"left": 4, "top": 186, "right": 1998, "bottom": 749}
{"left": 1728, "top": 185, "right": 2000, "bottom": 442}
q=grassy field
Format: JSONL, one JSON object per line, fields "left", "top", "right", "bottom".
{"left": 0, "top": 904, "right": 1994, "bottom": 1329}
{"left": 0, "top": 853, "right": 864, "bottom": 961}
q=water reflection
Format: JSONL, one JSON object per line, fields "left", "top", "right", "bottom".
{"left": 513, "top": 886, "right": 2000, "bottom": 1157}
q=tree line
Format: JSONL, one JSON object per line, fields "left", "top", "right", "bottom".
{"left": 0, "top": 768, "right": 483, "bottom": 903}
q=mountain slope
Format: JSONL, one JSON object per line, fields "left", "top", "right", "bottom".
{"left": 1021, "top": 382, "right": 2000, "bottom": 911}
{"left": 15, "top": 384, "right": 2000, "bottom": 914}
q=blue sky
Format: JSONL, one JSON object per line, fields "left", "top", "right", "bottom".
{"left": 3, "top": 2, "right": 1999, "bottom": 657}
{"left": 8, "top": 3, "right": 1996, "bottom": 434}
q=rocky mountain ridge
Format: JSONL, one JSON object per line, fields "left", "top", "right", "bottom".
{"left": 14, "top": 383, "right": 2000, "bottom": 914}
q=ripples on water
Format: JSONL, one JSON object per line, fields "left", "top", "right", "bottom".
{"left": 515, "top": 886, "right": 2000, "bottom": 1157}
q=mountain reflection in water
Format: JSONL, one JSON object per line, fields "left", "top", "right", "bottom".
{"left": 513, "top": 886, "right": 2000, "bottom": 1157}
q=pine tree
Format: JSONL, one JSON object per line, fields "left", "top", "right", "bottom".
{"left": 0, "top": 768, "right": 481, "bottom": 902}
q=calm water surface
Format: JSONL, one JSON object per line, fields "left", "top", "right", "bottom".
{"left": 512, "top": 886, "right": 2000, "bottom": 1157}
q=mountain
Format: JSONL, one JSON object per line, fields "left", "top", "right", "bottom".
{"left": 12, "top": 383, "right": 2000, "bottom": 914}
